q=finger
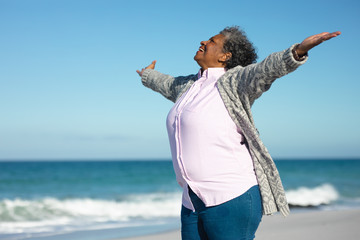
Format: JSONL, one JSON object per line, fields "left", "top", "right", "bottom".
{"left": 319, "top": 31, "right": 341, "bottom": 39}
{"left": 316, "top": 32, "right": 331, "bottom": 37}
{"left": 136, "top": 69, "right": 144, "bottom": 76}
{"left": 305, "top": 33, "right": 334, "bottom": 46}
{"left": 146, "top": 60, "right": 157, "bottom": 69}
{"left": 327, "top": 31, "right": 341, "bottom": 39}
{"left": 306, "top": 31, "right": 340, "bottom": 42}
{"left": 321, "top": 32, "right": 341, "bottom": 41}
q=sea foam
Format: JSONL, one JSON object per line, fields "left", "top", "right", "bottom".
{"left": 0, "top": 192, "right": 182, "bottom": 235}
{"left": 0, "top": 184, "right": 343, "bottom": 237}
{"left": 286, "top": 184, "right": 339, "bottom": 207}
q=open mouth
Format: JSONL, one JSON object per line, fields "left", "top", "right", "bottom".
{"left": 198, "top": 47, "right": 204, "bottom": 52}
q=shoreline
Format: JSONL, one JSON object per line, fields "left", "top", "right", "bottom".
{"left": 118, "top": 209, "right": 360, "bottom": 240}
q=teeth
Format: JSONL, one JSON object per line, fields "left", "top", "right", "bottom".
{"left": 199, "top": 48, "right": 204, "bottom": 52}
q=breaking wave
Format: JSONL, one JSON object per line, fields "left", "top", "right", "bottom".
{"left": 286, "top": 184, "right": 339, "bottom": 207}
{"left": 0, "top": 184, "right": 347, "bottom": 237}
{"left": 0, "top": 192, "right": 182, "bottom": 235}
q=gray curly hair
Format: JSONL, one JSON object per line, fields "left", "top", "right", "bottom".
{"left": 220, "top": 26, "right": 257, "bottom": 69}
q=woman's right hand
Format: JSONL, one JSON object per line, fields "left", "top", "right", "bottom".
{"left": 295, "top": 31, "right": 341, "bottom": 57}
{"left": 136, "top": 60, "right": 156, "bottom": 77}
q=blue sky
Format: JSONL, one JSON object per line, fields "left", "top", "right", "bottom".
{"left": 0, "top": 0, "right": 359, "bottom": 160}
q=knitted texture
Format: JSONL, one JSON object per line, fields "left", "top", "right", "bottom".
{"left": 141, "top": 44, "right": 307, "bottom": 216}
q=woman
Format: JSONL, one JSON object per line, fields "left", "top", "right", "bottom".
{"left": 137, "top": 27, "right": 340, "bottom": 240}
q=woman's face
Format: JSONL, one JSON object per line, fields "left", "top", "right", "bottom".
{"left": 194, "top": 34, "right": 228, "bottom": 70}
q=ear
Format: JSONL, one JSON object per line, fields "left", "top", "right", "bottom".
{"left": 219, "top": 52, "right": 232, "bottom": 63}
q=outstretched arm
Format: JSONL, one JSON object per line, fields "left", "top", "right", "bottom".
{"left": 295, "top": 31, "right": 341, "bottom": 57}
{"left": 136, "top": 60, "right": 156, "bottom": 77}
{"left": 137, "top": 60, "right": 197, "bottom": 102}
{"left": 231, "top": 31, "right": 341, "bottom": 105}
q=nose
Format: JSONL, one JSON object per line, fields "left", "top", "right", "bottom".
{"left": 200, "top": 40, "right": 208, "bottom": 46}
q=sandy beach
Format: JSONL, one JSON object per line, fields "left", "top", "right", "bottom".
{"left": 119, "top": 209, "right": 360, "bottom": 240}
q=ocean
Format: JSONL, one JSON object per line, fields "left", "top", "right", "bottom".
{"left": 1, "top": 159, "right": 360, "bottom": 240}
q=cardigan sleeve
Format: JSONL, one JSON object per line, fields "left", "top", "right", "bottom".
{"left": 141, "top": 69, "right": 196, "bottom": 102}
{"left": 232, "top": 44, "right": 308, "bottom": 105}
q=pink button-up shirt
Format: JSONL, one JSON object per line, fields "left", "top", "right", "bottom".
{"left": 166, "top": 68, "right": 258, "bottom": 211}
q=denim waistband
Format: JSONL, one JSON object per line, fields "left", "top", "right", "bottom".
{"left": 188, "top": 185, "right": 260, "bottom": 212}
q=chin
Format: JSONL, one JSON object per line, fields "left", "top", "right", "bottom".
{"left": 194, "top": 55, "right": 201, "bottom": 63}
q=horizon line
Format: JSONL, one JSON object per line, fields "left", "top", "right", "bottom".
{"left": 1, "top": 157, "right": 360, "bottom": 162}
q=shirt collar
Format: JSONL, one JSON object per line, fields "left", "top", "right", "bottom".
{"left": 197, "top": 68, "right": 226, "bottom": 80}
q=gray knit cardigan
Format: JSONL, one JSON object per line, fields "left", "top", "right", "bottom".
{"left": 141, "top": 44, "right": 307, "bottom": 216}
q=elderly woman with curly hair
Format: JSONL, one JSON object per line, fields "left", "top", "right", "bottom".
{"left": 137, "top": 26, "right": 340, "bottom": 240}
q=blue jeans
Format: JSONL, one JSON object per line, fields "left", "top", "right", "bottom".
{"left": 181, "top": 185, "right": 262, "bottom": 240}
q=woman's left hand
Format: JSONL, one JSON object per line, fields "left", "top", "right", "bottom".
{"left": 296, "top": 31, "right": 341, "bottom": 57}
{"left": 136, "top": 60, "right": 157, "bottom": 77}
